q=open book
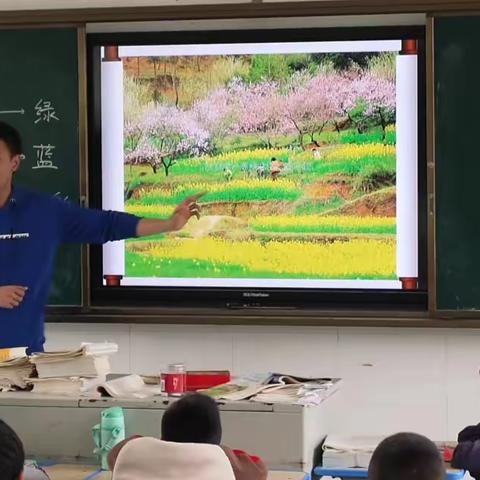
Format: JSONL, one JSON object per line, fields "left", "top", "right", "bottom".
{"left": 97, "top": 374, "right": 165, "bottom": 399}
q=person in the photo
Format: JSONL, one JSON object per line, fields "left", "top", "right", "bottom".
{"left": 256, "top": 164, "right": 267, "bottom": 179}
{"left": 0, "top": 121, "right": 203, "bottom": 354}
{"left": 108, "top": 393, "right": 267, "bottom": 480}
{"left": 0, "top": 419, "right": 24, "bottom": 480}
{"left": 223, "top": 167, "right": 233, "bottom": 182}
{"left": 369, "top": 433, "right": 445, "bottom": 480}
{"left": 0, "top": 419, "right": 50, "bottom": 480}
{"left": 270, "top": 157, "right": 284, "bottom": 181}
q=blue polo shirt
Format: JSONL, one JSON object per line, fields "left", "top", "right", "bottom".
{"left": 0, "top": 186, "right": 140, "bottom": 353}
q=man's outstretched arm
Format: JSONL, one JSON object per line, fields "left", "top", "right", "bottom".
{"left": 58, "top": 193, "right": 203, "bottom": 244}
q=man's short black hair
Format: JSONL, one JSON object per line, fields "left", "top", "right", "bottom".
{"left": 161, "top": 393, "right": 222, "bottom": 445}
{"left": 0, "top": 122, "right": 23, "bottom": 157}
{"left": 369, "top": 433, "right": 445, "bottom": 480}
{"left": 0, "top": 419, "right": 25, "bottom": 480}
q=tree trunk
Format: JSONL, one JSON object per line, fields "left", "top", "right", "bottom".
{"left": 314, "top": 122, "right": 328, "bottom": 145}
{"left": 378, "top": 109, "right": 387, "bottom": 143}
{"left": 153, "top": 61, "right": 158, "bottom": 104}
{"left": 162, "top": 159, "right": 170, "bottom": 177}
{"left": 299, "top": 133, "right": 305, "bottom": 150}
{"left": 172, "top": 59, "right": 180, "bottom": 107}
{"left": 173, "top": 76, "right": 179, "bottom": 107}
{"left": 162, "top": 157, "right": 175, "bottom": 177}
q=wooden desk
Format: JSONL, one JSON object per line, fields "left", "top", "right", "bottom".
{"left": 0, "top": 392, "right": 335, "bottom": 471}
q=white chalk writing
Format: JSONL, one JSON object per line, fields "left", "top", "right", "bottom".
{"left": 32, "top": 144, "right": 58, "bottom": 170}
{"left": 34, "top": 99, "right": 59, "bottom": 124}
{"left": 54, "top": 192, "right": 69, "bottom": 201}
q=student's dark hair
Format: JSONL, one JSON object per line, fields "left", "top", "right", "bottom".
{"left": 271, "top": 157, "right": 276, "bottom": 161}
{"left": 368, "top": 433, "right": 444, "bottom": 480}
{"left": 0, "top": 419, "right": 25, "bottom": 480}
{"left": 161, "top": 393, "right": 222, "bottom": 445}
{"left": 0, "top": 122, "right": 23, "bottom": 157}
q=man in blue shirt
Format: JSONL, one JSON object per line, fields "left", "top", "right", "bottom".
{"left": 0, "top": 121, "right": 201, "bottom": 353}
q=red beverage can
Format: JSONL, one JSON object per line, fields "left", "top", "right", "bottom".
{"left": 163, "top": 363, "right": 186, "bottom": 396}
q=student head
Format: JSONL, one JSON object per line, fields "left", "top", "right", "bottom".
{"left": 0, "top": 121, "right": 23, "bottom": 191}
{"left": 271, "top": 157, "right": 276, "bottom": 162}
{"left": 0, "top": 419, "right": 25, "bottom": 480}
{"left": 369, "top": 433, "right": 444, "bottom": 480}
{"left": 161, "top": 393, "right": 222, "bottom": 445}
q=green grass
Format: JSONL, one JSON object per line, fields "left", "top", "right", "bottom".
{"left": 126, "top": 153, "right": 395, "bottom": 189}
{"left": 339, "top": 129, "right": 396, "bottom": 146}
{"left": 294, "top": 197, "right": 346, "bottom": 215}
{"left": 217, "top": 128, "right": 396, "bottom": 152}
{"left": 130, "top": 185, "right": 302, "bottom": 205}
{"left": 310, "top": 155, "right": 395, "bottom": 177}
{"left": 217, "top": 133, "right": 298, "bottom": 152}
{"left": 249, "top": 223, "right": 396, "bottom": 235}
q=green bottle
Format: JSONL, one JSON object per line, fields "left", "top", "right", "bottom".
{"left": 93, "top": 406, "right": 125, "bottom": 470}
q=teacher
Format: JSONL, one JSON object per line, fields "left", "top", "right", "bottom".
{"left": 0, "top": 121, "right": 202, "bottom": 353}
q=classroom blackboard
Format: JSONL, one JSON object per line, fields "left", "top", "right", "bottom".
{"left": 435, "top": 17, "right": 480, "bottom": 311}
{"left": 0, "top": 28, "right": 82, "bottom": 305}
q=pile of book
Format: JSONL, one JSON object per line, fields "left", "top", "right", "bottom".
{"left": 0, "top": 347, "right": 34, "bottom": 391}
{"left": 28, "top": 342, "right": 118, "bottom": 396}
{"left": 201, "top": 373, "right": 341, "bottom": 406}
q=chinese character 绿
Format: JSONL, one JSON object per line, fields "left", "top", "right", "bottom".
{"left": 34, "top": 99, "right": 59, "bottom": 124}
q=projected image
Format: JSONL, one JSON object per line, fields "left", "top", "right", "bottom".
{"left": 100, "top": 40, "right": 418, "bottom": 289}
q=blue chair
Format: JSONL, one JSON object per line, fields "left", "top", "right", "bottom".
{"left": 304, "top": 467, "right": 465, "bottom": 480}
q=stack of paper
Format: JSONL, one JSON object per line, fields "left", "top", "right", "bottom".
{"left": 28, "top": 343, "right": 118, "bottom": 396}
{"left": 322, "top": 435, "right": 384, "bottom": 468}
{"left": 27, "top": 377, "right": 104, "bottom": 396}
{"left": 0, "top": 356, "right": 35, "bottom": 390}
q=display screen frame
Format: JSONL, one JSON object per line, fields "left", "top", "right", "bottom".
{"left": 87, "top": 25, "right": 428, "bottom": 311}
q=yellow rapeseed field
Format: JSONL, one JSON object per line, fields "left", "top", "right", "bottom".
{"left": 325, "top": 144, "right": 395, "bottom": 162}
{"left": 133, "top": 237, "right": 395, "bottom": 278}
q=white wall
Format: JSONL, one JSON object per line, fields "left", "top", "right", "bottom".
{"left": 45, "top": 323, "right": 480, "bottom": 441}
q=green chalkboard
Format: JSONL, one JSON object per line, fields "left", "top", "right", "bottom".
{"left": 435, "top": 17, "right": 480, "bottom": 311}
{"left": 0, "top": 28, "right": 81, "bottom": 305}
